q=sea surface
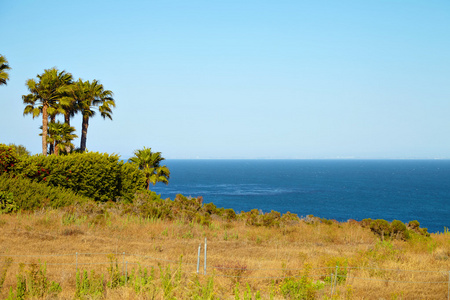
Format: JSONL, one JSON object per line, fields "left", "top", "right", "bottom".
{"left": 150, "top": 160, "right": 450, "bottom": 233}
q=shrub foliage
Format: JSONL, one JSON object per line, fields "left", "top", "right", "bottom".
{"left": 14, "top": 152, "right": 146, "bottom": 202}
{"left": 0, "top": 174, "right": 91, "bottom": 210}
{"left": 0, "top": 144, "right": 18, "bottom": 175}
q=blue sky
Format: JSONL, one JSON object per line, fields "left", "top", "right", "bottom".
{"left": 1, "top": 0, "right": 450, "bottom": 159}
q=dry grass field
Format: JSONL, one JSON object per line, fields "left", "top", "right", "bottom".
{"left": 0, "top": 206, "right": 449, "bottom": 299}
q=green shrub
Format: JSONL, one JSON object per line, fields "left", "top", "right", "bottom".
{"left": 280, "top": 211, "right": 300, "bottom": 226}
{"left": 0, "top": 174, "right": 90, "bottom": 210}
{"left": 280, "top": 265, "right": 324, "bottom": 299}
{"left": 75, "top": 270, "right": 104, "bottom": 299}
{"left": 203, "top": 202, "right": 219, "bottom": 215}
{"left": 391, "top": 220, "right": 409, "bottom": 240}
{"left": 361, "top": 218, "right": 430, "bottom": 241}
{"left": 408, "top": 220, "right": 420, "bottom": 230}
{"left": 0, "top": 191, "right": 18, "bottom": 213}
{"left": 0, "top": 144, "right": 19, "bottom": 175}
{"left": 320, "top": 217, "right": 334, "bottom": 225}
{"left": 15, "top": 152, "right": 147, "bottom": 202}
{"left": 224, "top": 208, "right": 237, "bottom": 221}
{"left": 369, "top": 219, "right": 391, "bottom": 240}
{"left": 8, "top": 263, "right": 61, "bottom": 299}
{"left": 123, "top": 190, "right": 172, "bottom": 220}
{"left": 262, "top": 210, "right": 281, "bottom": 227}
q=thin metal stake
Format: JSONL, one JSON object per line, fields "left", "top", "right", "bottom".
{"left": 76, "top": 252, "right": 78, "bottom": 273}
{"left": 122, "top": 252, "right": 125, "bottom": 276}
{"left": 204, "top": 238, "right": 207, "bottom": 275}
{"left": 334, "top": 265, "right": 339, "bottom": 289}
{"left": 197, "top": 244, "right": 201, "bottom": 274}
{"left": 125, "top": 261, "right": 128, "bottom": 285}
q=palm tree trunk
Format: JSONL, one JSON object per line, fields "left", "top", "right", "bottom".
{"left": 49, "top": 115, "right": 56, "bottom": 155}
{"left": 42, "top": 104, "right": 48, "bottom": 156}
{"left": 64, "top": 113, "right": 71, "bottom": 153}
{"left": 64, "top": 113, "right": 70, "bottom": 126}
{"left": 80, "top": 114, "right": 89, "bottom": 152}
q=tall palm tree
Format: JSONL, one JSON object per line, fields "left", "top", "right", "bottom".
{"left": 0, "top": 55, "right": 11, "bottom": 86}
{"left": 43, "top": 121, "right": 78, "bottom": 156}
{"left": 73, "top": 79, "right": 115, "bottom": 152}
{"left": 128, "top": 147, "right": 170, "bottom": 189}
{"left": 22, "top": 68, "right": 73, "bottom": 155}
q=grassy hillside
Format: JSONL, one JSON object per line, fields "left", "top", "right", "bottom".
{"left": 0, "top": 201, "right": 449, "bottom": 299}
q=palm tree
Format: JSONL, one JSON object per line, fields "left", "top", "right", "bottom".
{"left": 128, "top": 147, "right": 170, "bottom": 189}
{"left": 72, "top": 79, "right": 115, "bottom": 152}
{"left": 23, "top": 68, "right": 73, "bottom": 155}
{"left": 44, "top": 121, "right": 77, "bottom": 156}
{"left": 0, "top": 55, "right": 11, "bottom": 86}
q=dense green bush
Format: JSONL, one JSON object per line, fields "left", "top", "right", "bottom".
{"left": 0, "top": 174, "right": 91, "bottom": 210}
{"left": 0, "top": 191, "right": 17, "bottom": 213}
{"left": 15, "top": 152, "right": 146, "bottom": 202}
{"left": 361, "top": 218, "right": 429, "bottom": 240}
{"left": 240, "top": 209, "right": 300, "bottom": 227}
{"left": 0, "top": 144, "right": 19, "bottom": 175}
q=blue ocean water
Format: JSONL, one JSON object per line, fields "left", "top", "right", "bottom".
{"left": 150, "top": 160, "right": 450, "bottom": 233}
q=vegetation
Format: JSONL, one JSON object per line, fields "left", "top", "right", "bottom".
{"left": 21, "top": 67, "right": 115, "bottom": 156}
{"left": 0, "top": 54, "right": 11, "bottom": 86}
{"left": 41, "top": 121, "right": 78, "bottom": 156}
{"left": 0, "top": 200, "right": 447, "bottom": 299}
{"left": 12, "top": 151, "right": 146, "bottom": 202}
{"left": 7, "top": 144, "right": 30, "bottom": 157}
{"left": 23, "top": 68, "right": 74, "bottom": 156}
{"left": 0, "top": 142, "right": 445, "bottom": 298}
{"left": 128, "top": 147, "right": 170, "bottom": 189}
{"left": 70, "top": 79, "right": 115, "bottom": 152}
{"left": 0, "top": 144, "right": 19, "bottom": 175}
{"left": 0, "top": 174, "right": 90, "bottom": 210}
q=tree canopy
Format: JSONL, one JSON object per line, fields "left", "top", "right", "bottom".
{"left": 22, "top": 68, "right": 115, "bottom": 155}
{"left": 128, "top": 147, "right": 170, "bottom": 189}
{"left": 22, "top": 68, "right": 73, "bottom": 155}
{"left": 0, "top": 55, "right": 11, "bottom": 86}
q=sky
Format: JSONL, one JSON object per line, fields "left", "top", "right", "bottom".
{"left": 1, "top": 0, "right": 450, "bottom": 159}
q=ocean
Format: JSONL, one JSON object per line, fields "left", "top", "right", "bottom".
{"left": 149, "top": 159, "right": 450, "bottom": 233}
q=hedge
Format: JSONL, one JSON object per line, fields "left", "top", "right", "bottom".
{"left": 14, "top": 152, "right": 147, "bottom": 202}
{"left": 0, "top": 174, "right": 91, "bottom": 211}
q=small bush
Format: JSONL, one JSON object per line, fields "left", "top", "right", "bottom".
{"left": 9, "top": 262, "right": 62, "bottom": 299}
{"left": 280, "top": 211, "right": 300, "bottom": 226}
{"left": 75, "top": 270, "right": 104, "bottom": 299}
{"left": 0, "top": 174, "right": 91, "bottom": 210}
{"left": 280, "top": 265, "right": 324, "bottom": 299}
{"left": 391, "top": 220, "right": 409, "bottom": 240}
{"left": 361, "top": 219, "right": 429, "bottom": 240}
{"left": 224, "top": 208, "right": 237, "bottom": 221}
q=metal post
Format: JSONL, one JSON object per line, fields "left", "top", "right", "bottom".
{"left": 330, "top": 272, "right": 334, "bottom": 296}
{"left": 76, "top": 252, "right": 78, "bottom": 273}
{"left": 125, "top": 261, "right": 128, "bottom": 285}
{"left": 122, "top": 252, "right": 125, "bottom": 276}
{"left": 197, "top": 244, "right": 201, "bottom": 274}
{"left": 334, "top": 265, "right": 339, "bottom": 288}
{"left": 204, "top": 238, "right": 207, "bottom": 275}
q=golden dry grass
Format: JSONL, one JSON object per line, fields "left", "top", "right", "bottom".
{"left": 0, "top": 208, "right": 449, "bottom": 299}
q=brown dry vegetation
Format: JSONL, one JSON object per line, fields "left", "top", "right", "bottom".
{"left": 0, "top": 207, "right": 449, "bottom": 299}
